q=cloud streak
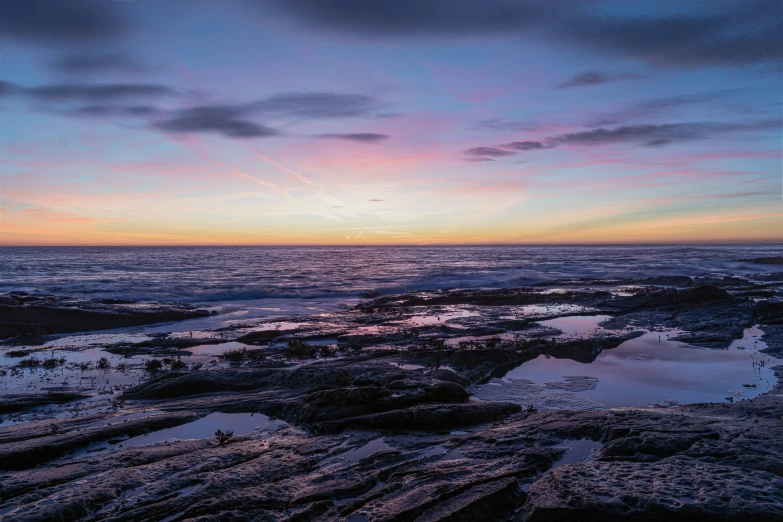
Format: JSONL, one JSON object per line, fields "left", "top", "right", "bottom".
{"left": 502, "top": 141, "right": 546, "bottom": 151}
{"left": 155, "top": 92, "right": 384, "bottom": 139}
{"left": 464, "top": 120, "right": 782, "bottom": 160}
{"left": 463, "top": 146, "right": 515, "bottom": 159}
{"left": 314, "top": 133, "right": 389, "bottom": 142}
{"left": 558, "top": 71, "right": 642, "bottom": 89}
{"left": 0, "top": 80, "right": 175, "bottom": 102}
{"left": 28, "top": 83, "right": 174, "bottom": 102}
{"left": 552, "top": 121, "right": 780, "bottom": 147}
{"left": 252, "top": 92, "right": 381, "bottom": 119}
{"left": 1, "top": 81, "right": 386, "bottom": 140}
{"left": 156, "top": 106, "right": 278, "bottom": 138}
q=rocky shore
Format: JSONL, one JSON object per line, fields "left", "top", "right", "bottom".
{"left": 0, "top": 273, "right": 781, "bottom": 521}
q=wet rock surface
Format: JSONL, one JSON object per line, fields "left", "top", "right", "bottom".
{"left": 1, "top": 273, "right": 782, "bottom": 521}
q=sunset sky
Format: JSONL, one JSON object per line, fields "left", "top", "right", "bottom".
{"left": 1, "top": 0, "right": 781, "bottom": 245}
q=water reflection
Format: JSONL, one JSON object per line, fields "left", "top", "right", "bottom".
{"left": 503, "top": 325, "right": 778, "bottom": 408}
{"left": 120, "top": 412, "right": 281, "bottom": 448}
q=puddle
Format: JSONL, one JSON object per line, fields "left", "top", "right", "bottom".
{"left": 502, "top": 304, "right": 596, "bottom": 320}
{"left": 416, "top": 444, "right": 465, "bottom": 461}
{"left": 552, "top": 439, "right": 603, "bottom": 467}
{"left": 522, "top": 439, "right": 603, "bottom": 492}
{"left": 446, "top": 331, "right": 523, "bottom": 347}
{"left": 438, "top": 447, "right": 464, "bottom": 461}
{"left": 388, "top": 362, "right": 426, "bottom": 371}
{"left": 242, "top": 321, "right": 311, "bottom": 333}
{"left": 323, "top": 437, "right": 392, "bottom": 466}
{"left": 168, "top": 330, "right": 229, "bottom": 341}
{"left": 184, "top": 342, "right": 254, "bottom": 357}
{"left": 44, "top": 333, "right": 153, "bottom": 348}
{"left": 536, "top": 315, "right": 613, "bottom": 338}
{"left": 117, "top": 412, "right": 282, "bottom": 448}
{"left": 268, "top": 336, "right": 340, "bottom": 348}
{"left": 419, "top": 445, "right": 449, "bottom": 459}
{"left": 396, "top": 309, "right": 481, "bottom": 327}
{"left": 493, "top": 327, "right": 778, "bottom": 408}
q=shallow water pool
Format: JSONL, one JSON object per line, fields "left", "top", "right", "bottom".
{"left": 502, "top": 323, "right": 778, "bottom": 408}
{"left": 119, "top": 412, "right": 281, "bottom": 448}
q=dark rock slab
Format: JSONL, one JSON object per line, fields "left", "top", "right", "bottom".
{"left": 743, "top": 257, "right": 783, "bottom": 265}
{"left": 121, "top": 357, "right": 517, "bottom": 434}
{"left": 760, "top": 324, "right": 783, "bottom": 357}
{"left": 0, "top": 392, "right": 89, "bottom": 415}
{"left": 318, "top": 402, "right": 522, "bottom": 432}
{"left": 0, "top": 411, "right": 200, "bottom": 470}
{"left": 0, "top": 292, "right": 211, "bottom": 339}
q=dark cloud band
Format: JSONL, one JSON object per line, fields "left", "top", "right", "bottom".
{"left": 0, "top": 0, "right": 129, "bottom": 44}
{"left": 265, "top": 0, "right": 782, "bottom": 68}
{"left": 155, "top": 106, "right": 278, "bottom": 138}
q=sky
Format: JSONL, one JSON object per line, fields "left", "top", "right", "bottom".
{"left": 0, "top": 0, "right": 781, "bottom": 246}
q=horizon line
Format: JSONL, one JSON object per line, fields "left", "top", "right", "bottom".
{"left": 1, "top": 241, "right": 782, "bottom": 248}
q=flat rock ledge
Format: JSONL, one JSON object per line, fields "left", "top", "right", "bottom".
{"left": 0, "top": 292, "right": 211, "bottom": 339}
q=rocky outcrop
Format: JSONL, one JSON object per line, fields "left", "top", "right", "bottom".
{"left": 2, "top": 277, "right": 783, "bottom": 520}
{"left": 4, "top": 383, "right": 783, "bottom": 521}
{"left": 121, "top": 358, "right": 520, "bottom": 434}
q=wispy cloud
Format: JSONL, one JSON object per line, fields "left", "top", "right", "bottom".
{"left": 314, "top": 133, "right": 389, "bottom": 142}
{"left": 1, "top": 80, "right": 176, "bottom": 102}
{"left": 474, "top": 118, "right": 532, "bottom": 132}
{"left": 501, "top": 141, "right": 546, "bottom": 151}
{"left": 463, "top": 146, "right": 515, "bottom": 159}
{"left": 464, "top": 119, "right": 782, "bottom": 160}
{"left": 558, "top": 71, "right": 643, "bottom": 89}
{"left": 252, "top": 92, "right": 382, "bottom": 119}
{"left": 156, "top": 106, "right": 278, "bottom": 138}
{"left": 155, "top": 92, "right": 385, "bottom": 139}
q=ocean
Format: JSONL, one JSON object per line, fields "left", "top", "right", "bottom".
{"left": 2, "top": 245, "right": 782, "bottom": 322}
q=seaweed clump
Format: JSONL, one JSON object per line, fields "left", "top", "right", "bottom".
{"left": 218, "top": 348, "right": 266, "bottom": 362}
